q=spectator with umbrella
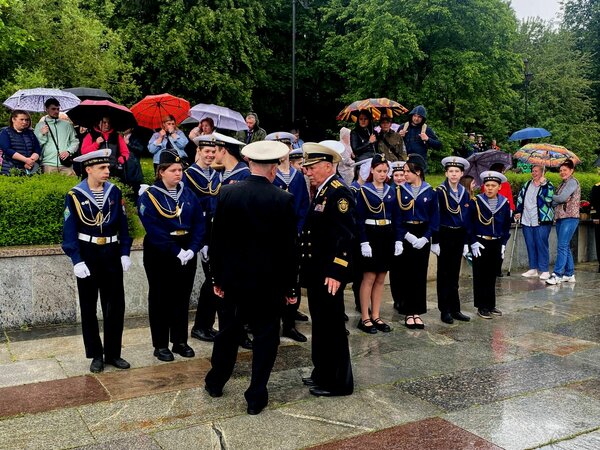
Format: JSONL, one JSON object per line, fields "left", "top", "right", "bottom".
{"left": 81, "top": 116, "right": 130, "bottom": 182}
{"left": 0, "top": 110, "right": 41, "bottom": 175}
{"left": 350, "top": 110, "right": 378, "bottom": 162}
{"left": 398, "top": 105, "right": 441, "bottom": 171}
{"left": 148, "top": 115, "right": 189, "bottom": 172}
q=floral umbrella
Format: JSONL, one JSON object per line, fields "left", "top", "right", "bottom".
{"left": 514, "top": 143, "right": 581, "bottom": 168}
{"left": 3, "top": 88, "right": 81, "bottom": 112}
{"left": 130, "top": 93, "right": 190, "bottom": 130}
{"left": 336, "top": 98, "right": 408, "bottom": 122}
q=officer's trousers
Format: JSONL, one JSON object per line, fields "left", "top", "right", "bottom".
{"left": 193, "top": 260, "right": 221, "bottom": 331}
{"left": 437, "top": 227, "right": 466, "bottom": 313}
{"left": 77, "top": 242, "right": 125, "bottom": 359}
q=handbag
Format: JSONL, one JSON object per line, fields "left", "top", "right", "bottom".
{"left": 45, "top": 119, "right": 74, "bottom": 167}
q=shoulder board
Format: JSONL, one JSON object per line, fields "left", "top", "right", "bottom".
{"left": 330, "top": 180, "right": 344, "bottom": 189}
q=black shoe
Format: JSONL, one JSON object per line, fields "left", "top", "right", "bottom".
{"left": 451, "top": 311, "right": 471, "bottom": 322}
{"left": 441, "top": 312, "right": 454, "bottom": 324}
{"left": 302, "top": 377, "right": 317, "bottom": 386}
{"left": 204, "top": 385, "right": 223, "bottom": 398}
{"left": 309, "top": 387, "right": 351, "bottom": 397}
{"left": 477, "top": 309, "right": 492, "bottom": 319}
{"left": 413, "top": 315, "right": 425, "bottom": 329}
{"left": 154, "top": 347, "right": 175, "bottom": 361}
{"left": 172, "top": 343, "right": 195, "bottom": 358}
{"left": 405, "top": 315, "right": 416, "bottom": 329}
{"left": 240, "top": 337, "right": 253, "bottom": 350}
{"left": 372, "top": 318, "right": 391, "bottom": 332}
{"left": 294, "top": 311, "right": 309, "bottom": 322}
{"left": 490, "top": 307, "right": 503, "bottom": 316}
{"left": 191, "top": 328, "right": 215, "bottom": 342}
{"left": 247, "top": 403, "right": 267, "bottom": 415}
{"left": 104, "top": 357, "right": 130, "bottom": 369}
{"left": 282, "top": 327, "right": 307, "bottom": 342}
{"left": 90, "top": 357, "right": 104, "bottom": 373}
{"left": 357, "top": 318, "right": 378, "bottom": 334}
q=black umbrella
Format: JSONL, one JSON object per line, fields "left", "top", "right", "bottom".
{"left": 67, "top": 100, "right": 136, "bottom": 131}
{"left": 465, "top": 149, "right": 513, "bottom": 187}
{"left": 64, "top": 87, "right": 116, "bottom": 103}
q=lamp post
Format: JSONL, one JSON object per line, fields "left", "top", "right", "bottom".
{"left": 524, "top": 58, "right": 533, "bottom": 127}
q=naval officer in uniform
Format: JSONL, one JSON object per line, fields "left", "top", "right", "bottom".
{"left": 62, "top": 149, "right": 132, "bottom": 373}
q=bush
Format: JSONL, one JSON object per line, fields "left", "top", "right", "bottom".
{"left": 0, "top": 174, "right": 144, "bottom": 247}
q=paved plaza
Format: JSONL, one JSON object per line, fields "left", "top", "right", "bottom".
{"left": 0, "top": 263, "right": 599, "bottom": 450}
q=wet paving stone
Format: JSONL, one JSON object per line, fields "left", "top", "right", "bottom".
{"left": 503, "top": 330, "right": 598, "bottom": 356}
{"left": 71, "top": 434, "right": 163, "bottom": 450}
{"left": 537, "top": 429, "right": 600, "bottom": 449}
{"left": 395, "top": 353, "right": 600, "bottom": 412}
{"left": 566, "top": 378, "right": 600, "bottom": 401}
{"left": 551, "top": 314, "right": 600, "bottom": 343}
{"left": 0, "top": 375, "right": 108, "bottom": 418}
{"left": 0, "top": 358, "right": 67, "bottom": 389}
{"left": 308, "top": 417, "right": 502, "bottom": 450}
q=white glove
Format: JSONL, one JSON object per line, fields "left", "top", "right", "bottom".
{"left": 404, "top": 232, "right": 418, "bottom": 245}
{"left": 471, "top": 242, "right": 485, "bottom": 258}
{"left": 138, "top": 184, "right": 150, "bottom": 197}
{"left": 121, "top": 255, "right": 132, "bottom": 272}
{"left": 177, "top": 249, "right": 191, "bottom": 265}
{"left": 200, "top": 245, "right": 209, "bottom": 263}
{"left": 394, "top": 240, "right": 403, "bottom": 256}
{"left": 501, "top": 245, "right": 506, "bottom": 259}
{"left": 183, "top": 249, "right": 195, "bottom": 263}
{"left": 462, "top": 244, "right": 469, "bottom": 257}
{"left": 413, "top": 237, "right": 428, "bottom": 250}
{"left": 430, "top": 243, "right": 440, "bottom": 256}
{"left": 73, "top": 262, "right": 91, "bottom": 278}
{"left": 361, "top": 242, "right": 373, "bottom": 258}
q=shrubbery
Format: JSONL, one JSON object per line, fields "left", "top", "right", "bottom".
{"left": 0, "top": 174, "right": 144, "bottom": 247}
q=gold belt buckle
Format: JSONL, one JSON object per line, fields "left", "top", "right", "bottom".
{"left": 377, "top": 219, "right": 387, "bottom": 225}
{"left": 96, "top": 237, "right": 107, "bottom": 245}
{"left": 173, "top": 230, "right": 187, "bottom": 236}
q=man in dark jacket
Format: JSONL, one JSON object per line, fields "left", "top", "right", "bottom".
{"left": 399, "top": 105, "right": 442, "bottom": 170}
{"left": 204, "top": 140, "right": 298, "bottom": 415}
{"left": 234, "top": 112, "right": 267, "bottom": 144}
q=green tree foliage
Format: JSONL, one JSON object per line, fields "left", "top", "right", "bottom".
{"left": 513, "top": 19, "right": 599, "bottom": 167}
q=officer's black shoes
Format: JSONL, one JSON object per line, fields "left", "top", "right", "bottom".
{"left": 441, "top": 312, "right": 454, "bottom": 324}
{"left": 302, "top": 377, "right": 317, "bottom": 386}
{"left": 90, "top": 357, "right": 104, "bottom": 373}
{"left": 104, "top": 357, "right": 131, "bottom": 370}
{"left": 357, "top": 319, "right": 378, "bottom": 334}
{"left": 490, "top": 307, "right": 503, "bottom": 316}
{"left": 294, "top": 311, "right": 309, "bottom": 322}
{"left": 477, "top": 309, "right": 492, "bottom": 319}
{"left": 154, "top": 347, "right": 175, "bottom": 361}
{"left": 372, "top": 318, "right": 391, "bottom": 332}
{"left": 282, "top": 327, "right": 308, "bottom": 342}
{"left": 239, "top": 337, "right": 253, "bottom": 350}
{"left": 451, "top": 311, "right": 471, "bottom": 322}
{"left": 309, "top": 387, "right": 352, "bottom": 397}
{"left": 247, "top": 402, "right": 267, "bottom": 415}
{"left": 413, "top": 315, "right": 425, "bottom": 329}
{"left": 191, "top": 328, "right": 215, "bottom": 342}
{"left": 172, "top": 343, "right": 195, "bottom": 358}
{"left": 204, "top": 385, "right": 223, "bottom": 398}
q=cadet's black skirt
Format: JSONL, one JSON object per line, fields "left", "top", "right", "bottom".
{"left": 360, "top": 224, "right": 394, "bottom": 273}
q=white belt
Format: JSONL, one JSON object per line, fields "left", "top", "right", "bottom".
{"left": 365, "top": 219, "right": 391, "bottom": 226}
{"left": 78, "top": 233, "right": 118, "bottom": 245}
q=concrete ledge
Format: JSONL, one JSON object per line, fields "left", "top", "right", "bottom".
{"left": 0, "top": 223, "right": 596, "bottom": 330}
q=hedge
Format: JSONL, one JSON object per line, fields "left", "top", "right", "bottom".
{"left": 0, "top": 170, "right": 598, "bottom": 247}
{"left": 0, "top": 174, "right": 144, "bottom": 246}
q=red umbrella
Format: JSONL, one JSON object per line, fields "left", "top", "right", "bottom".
{"left": 130, "top": 93, "right": 190, "bottom": 130}
{"left": 66, "top": 100, "right": 137, "bottom": 131}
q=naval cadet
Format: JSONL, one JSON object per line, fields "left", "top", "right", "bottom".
{"left": 395, "top": 153, "right": 439, "bottom": 329}
{"left": 62, "top": 149, "right": 132, "bottom": 373}
{"left": 465, "top": 170, "right": 511, "bottom": 319}
{"left": 300, "top": 142, "right": 355, "bottom": 397}
{"left": 184, "top": 135, "right": 222, "bottom": 342}
{"left": 434, "top": 157, "right": 472, "bottom": 324}
{"left": 205, "top": 140, "right": 298, "bottom": 415}
{"left": 266, "top": 131, "right": 310, "bottom": 342}
{"left": 138, "top": 150, "right": 205, "bottom": 362}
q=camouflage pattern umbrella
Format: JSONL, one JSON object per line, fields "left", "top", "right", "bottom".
{"left": 514, "top": 143, "right": 581, "bottom": 168}
{"left": 336, "top": 98, "right": 408, "bottom": 122}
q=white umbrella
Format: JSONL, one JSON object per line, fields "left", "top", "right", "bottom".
{"left": 189, "top": 103, "right": 246, "bottom": 131}
{"left": 3, "top": 88, "right": 81, "bottom": 112}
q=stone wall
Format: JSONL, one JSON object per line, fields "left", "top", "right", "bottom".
{"left": 0, "top": 222, "right": 596, "bottom": 330}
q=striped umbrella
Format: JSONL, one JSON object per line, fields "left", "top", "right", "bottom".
{"left": 130, "top": 93, "right": 190, "bottom": 130}
{"left": 514, "top": 143, "right": 581, "bottom": 168}
{"left": 336, "top": 98, "right": 408, "bottom": 122}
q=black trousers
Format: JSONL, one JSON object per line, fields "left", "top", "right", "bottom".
{"left": 595, "top": 223, "right": 600, "bottom": 269}
{"left": 193, "top": 260, "right": 221, "bottom": 331}
{"left": 437, "top": 227, "right": 466, "bottom": 314}
{"left": 281, "top": 283, "right": 301, "bottom": 330}
{"left": 143, "top": 237, "right": 197, "bottom": 348}
{"left": 205, "top": 292, "right": 281, "bottom": 408}
{"left": 307, "top": 281, "right": 353, "bottom": 394}
{"left": 398, "top": 223, "right": 430, "bottom": 315}
{"left": 76, "top": 242, "right": 125, "bottom": 359}
{"left": 472, "top": 238, "right": 502, "bottom": 310}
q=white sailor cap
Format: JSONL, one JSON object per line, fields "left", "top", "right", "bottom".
{"left": 193, "top": 132, "right": 244, "bottom": 148}
{"left": 73, "top": 149, "right": 111, "bottom": 167}
{"left": 441, "top": 156, "right": 470, "bottom": 171}
{"left": 480, "top": 170, "right": 507, "bottom": 184}
{"left": 289, "top": 148, "right": 303, "bottom": 160}
{"left": 318, "top": 139, "right": 346, "bottom": 155}
{"left": 265, "top": 131, "right": 295, "bottom": 145}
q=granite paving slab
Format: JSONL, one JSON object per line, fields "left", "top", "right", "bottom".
{"left": 8, "top": 333, "right": 84, "bottom": 361}
{"left": 0, "top": 358, "right": 67, "bottom": 389}
{"left": 73, "top": 434, "right": 162, "bottom": 450}
{"left": 537, "top": 296, "right": 600, "bottom": 320}
{"left": 551, "top": 314, "right": 600, "bottom": 343}
{"left": 0, "top": 408, "right": 95, "bottom": 450}
{"left": 503, "top": 330, "right": 598, "bottom": 356}
{"left": 566, "top": 346, "right": 600, "bottom": 369}
{"left": 0, "top": 342, "right": 10, "bottom": 365}
{"left": 537, "top": 429, "right": 600, "bottom": 449}
{"left": 96, "top": 357, "right": 211, "bottom": 401}
{"left": 565, "top": 378, "right": 600, "bottom": 401}
{"left": 444, "top": 387, "right": 600, "bottom": 450}
{"left": 0, "top": 375, "right": 108, "bottom": 418}
{"left": 150, "top": 423, "right": 220, "bottom": 450}
{"left": 308, "top": 417, "right": 502, "bottom": 450}
{"left": 396, "top": 352, "right": 600, "bottom": 412}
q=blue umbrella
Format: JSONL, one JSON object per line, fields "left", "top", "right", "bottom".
{"left": 508, "top": 127, "right": 551, "bottom": 142}
{"left": 3, "top": 88, "right": 81, "bottom": 112}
